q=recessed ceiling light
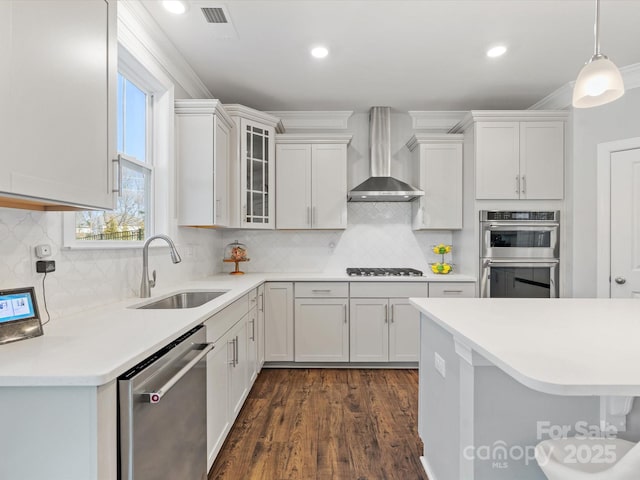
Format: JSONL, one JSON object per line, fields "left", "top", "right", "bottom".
{"left": 311, "top": 46, "right": 329, "bottom": 59}
{"left": 486, "top": 45, "right": 507, "bottom": 58}
{"left": 162, "top": 0, "right": 187, "bottom": 15}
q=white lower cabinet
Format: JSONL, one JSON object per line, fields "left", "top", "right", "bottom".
{"left": 205, "top": 335, "right": 230, "bottom": 468}
{"left": 247, "top": 300, "right": 259, "bottom": 385}
{"left": 349, "top": 298, "right": 420, "bottom": 362}
{"left": 257, "top": 284, "right": 265, "bottom": 369}
{"left": 349, "top": 282, "right": 426, "bottom": 363}
{"left": 264, "top": 282, "right": 294, "bottom": 362}
{"left": 204, "top": 293, "right": 257, "bottom": 470}
{"left": 295, "top": 298, "right": 349, "bottom": 362}
{"left": 350, "top": 298, "right": 389, "bottom": 362}
{"left": 428, "top": 282, "right": 476, "bottom": 298}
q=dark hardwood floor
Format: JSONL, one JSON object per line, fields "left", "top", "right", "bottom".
{"left": 208, "top": 368, "right": 427, "bottom": 480}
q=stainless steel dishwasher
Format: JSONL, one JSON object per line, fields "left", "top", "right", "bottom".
{"left": 118, "top": 325, "right": 213, "bottom": 480}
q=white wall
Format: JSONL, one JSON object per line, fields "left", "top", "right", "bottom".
{"left": 570, "top": 88, "right": 640, "bottom": 297}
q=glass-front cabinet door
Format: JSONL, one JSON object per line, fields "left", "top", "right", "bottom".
{"left": 240, "top": 119, "right": 275, "bottom": 228}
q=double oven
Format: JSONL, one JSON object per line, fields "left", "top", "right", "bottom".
{"left": 480, "top": 211, "right": 560, "bottom": 298}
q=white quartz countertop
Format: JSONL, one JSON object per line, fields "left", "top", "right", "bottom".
{"left": 0, "top": 272, "right": 475, "bottom": 387}
{"left": 410, "top": 298, "right": 640, "bottom": 396}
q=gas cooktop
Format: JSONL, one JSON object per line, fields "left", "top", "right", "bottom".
{"left": 346, "top": 268, "right": 423, "bottom": 277}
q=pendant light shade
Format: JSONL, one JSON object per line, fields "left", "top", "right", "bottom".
{"left": 572, "top": 0, "right": 624, "bottom": 108}
{"left": 573, "top": 56, "right": 625, "bottom": 108}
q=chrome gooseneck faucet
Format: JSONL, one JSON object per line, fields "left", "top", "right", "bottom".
{"left": 140, "top": 234, "right": 182, "bottom": 298}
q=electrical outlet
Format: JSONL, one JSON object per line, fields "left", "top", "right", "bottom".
{"left": 35, "top": 244, "right": 52, "bottom": 258}
{"left": 434, "top": 352, "right": 446, "bottom": 378}
{"left": 36, "top": 260, "right": 56, "bottom": 273}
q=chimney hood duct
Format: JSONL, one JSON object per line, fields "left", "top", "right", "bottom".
{"left": 348, "top": 106, "right": 424, "bottom": 202}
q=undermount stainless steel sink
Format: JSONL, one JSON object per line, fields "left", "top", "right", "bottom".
{"left": 134, "top": 290, "right": 228, "bottom": 309}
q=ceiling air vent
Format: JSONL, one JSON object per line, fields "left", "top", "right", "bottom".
{"left": 201, "top": 7, "right": 228, "bottom": 23}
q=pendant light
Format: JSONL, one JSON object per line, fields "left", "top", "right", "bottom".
{"left": 572, "top": 0, "right": 624, "bottom": 108}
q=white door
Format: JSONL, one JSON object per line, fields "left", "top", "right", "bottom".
{"left": 311, "top": 144, "right": 348, "bottom": 229}
{"left": 246, "top": 306, "right": 258, "bottom": 384}
{"left": 610, "top": 148, "right": 640, "bottom": 298}
{"left": 294, "top": 298, "right": 349, "bottom": 362}
{"left": 275, "top": 144, "right": 312, "bottom": 228}
{"left": 475, "top": 122, "right": 520, "bottom": 199}
{"left": 228, "top": 318, "right": 248, "bottom": 419}
{"left": 388, "top": 299, "right": 420, "bottom": 362}
{"left": 214, "top": 117, "right": 230, "bottom": 226}
{"left": 350, "top": 298, "right": 389, "bottom": 362}
{"left": 264, "top": 282, "right": 294, "bottom": 361}
{"left": 519, "top": 121, "right": 564, "bottom": 200}
{"left": 205, "top": 328, "right": 230, "bottom": 469}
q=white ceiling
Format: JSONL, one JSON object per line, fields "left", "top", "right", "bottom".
{"left": 142, "top": 0, "right": 640, "bottom": 112}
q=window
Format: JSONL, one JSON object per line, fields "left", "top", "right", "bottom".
{"left": 73, "top": 73, "right": 153, "bottom": 242}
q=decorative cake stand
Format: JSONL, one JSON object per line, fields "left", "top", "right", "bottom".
{"left": 223, "top": 258, "right": 249, "bottom": 275}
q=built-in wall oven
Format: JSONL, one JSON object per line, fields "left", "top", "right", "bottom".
{"left": 480, "top": 211, "right": 560, "bottom": 298}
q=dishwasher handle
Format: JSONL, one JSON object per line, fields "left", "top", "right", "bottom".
{"left": 142, "top": 343, "right": 214, "bottom": 404}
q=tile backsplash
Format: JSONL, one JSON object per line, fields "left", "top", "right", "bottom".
{"left": 1, "top": 203, "right": 456, "bottom": 320}
{"left": 222, "top": 203, "right": 453, "bottom": 274}
{"left": 0, "top": 208, "right": 223, "bottom": 320}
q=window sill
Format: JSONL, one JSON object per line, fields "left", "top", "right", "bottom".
{"left": 62, "top": 241, "right": 170, "bottom": 251}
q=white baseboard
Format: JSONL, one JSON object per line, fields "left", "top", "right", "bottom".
{"left": 420, "top": 456, "right": 439, "bottom": 480}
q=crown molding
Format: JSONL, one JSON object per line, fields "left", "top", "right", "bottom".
{"left": 450, "top": 110, "right": 569, "bottom": 133}
{"left": 266, "top": 111, "right": 353, "bottom": 130}
{"left": 174, "top": 99, "right": 233, "bottom": 127}
{"left": 276, "top": 133, "right": 353, "bottom": 145}
{"left": 224, "top": 104, "right": 284, "bottom": 131}
{"left": 408, "top": 111, "right": 467, "bottom": 132}
{"left": 406, "top": 133, "right": 464, "bottom": 152}
{"left": 529, "top": 62, "right": 640, "bottom": 111}
{"left": 118, "top": 0, "right": 212, "bottom": 99}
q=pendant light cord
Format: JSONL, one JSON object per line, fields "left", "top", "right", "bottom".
{"left": 593, "top": 0, "right": 601, "bottom": 57}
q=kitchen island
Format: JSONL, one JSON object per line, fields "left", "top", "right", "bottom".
{"left": 410, "top": 298, "right": 640, "bottom": 480}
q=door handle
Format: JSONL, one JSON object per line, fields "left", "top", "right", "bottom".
{"left": 259, "top": 293, "right": 264, "bottom": 311}
{"left": 142, "top": 343, "right": 214, "bottom": 404}
{"left": 390, "top": 304, "right": 394, "bottom": 323}
{"left": 521, "top": 175, "right": 526, "bottom": 195}
{"left": 384, "top": 304, "right": 388, "bottom": 324}
{"left": 615, "top": 277, "right": 627, "bottom": 285}
{"left": 344, "top": 304, "right": 347, "bottom": 324}
{"left": 515, "top": 175, "right": 520, "bottom": 194}
{"left": 307, "top": 206, "right": 311, "bottom": 226}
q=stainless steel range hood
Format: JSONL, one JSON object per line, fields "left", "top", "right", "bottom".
{"left": 348, "top": 107, "right": 424, "bottom": 202}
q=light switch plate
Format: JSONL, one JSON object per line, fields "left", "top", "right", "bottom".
{"left": 434, "top": 352, "right": 446, "bottom": 378}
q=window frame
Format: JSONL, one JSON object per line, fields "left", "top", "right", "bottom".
{"left": 63, "top": 45, "right": 171, "bottom": 250}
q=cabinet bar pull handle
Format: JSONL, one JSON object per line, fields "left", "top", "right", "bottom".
{"left": 521, "top": 175, "right": 526, "bottom": 194}
{"left": 390, "top": 304, "right": 394, "bottom": 323}
{"left": 312, "top": 206, "right": 316, "bottom": 226}
{"left": 259, "top": 293, "right": 264, "bottom": 311}
{"left": 384, "top": 304, "right": 388, "bottom": 323}
{"left": 307, "top": 206, "right": 311, "bottom": 226}
{"left": 235, "top": 336, "right": 239, "bottom": 366}
{"left": 112, "top": 155, "right": 122, "bottom": 195}
{"left": 443, "top": 290, "right": 463, "bottom": 294}
{"left": 311, "top": 289, "right": 332, "bottom": 293}
{"left": 344, "top": 304, "right": 347, "bottom": 323}
{"left": 228, "top": 339, "right": 236, "bottom": 366}
{"left": 515, "top": 175, "right": 520, "bottom": 194}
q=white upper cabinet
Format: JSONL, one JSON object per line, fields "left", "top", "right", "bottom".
{"left": 407, "top": 134, "right": 463, "bottom": 230}
{"left": 175, "top": 100, "right": 233, "bottom": 227}
{"left": 1, "top": 0, "right": 116, "bottom": 210}
{"left": 454, "top": 111, "right": 567, "bottom": 200}
{"left": 275, "top": 134, "right": 351, "bottom": 229}
{"left": 225, "top": 105, "right": 282, "bottom": 229}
